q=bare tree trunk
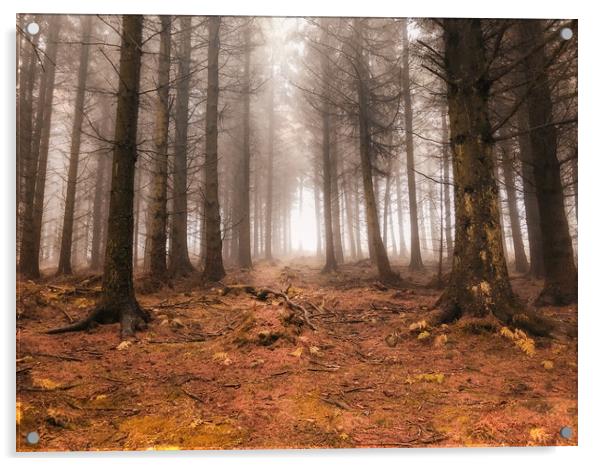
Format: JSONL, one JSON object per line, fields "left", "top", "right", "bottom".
{"left": 147, "top": 16, "right": 171, "bottom": 281}
{"left": 17, "top": 19, "right": 39, "bottom": 256}
{"left": 341, "top": 159, "right": 357, "bottom": 260}
{"left": 57, "top": 16, "right": 93, "bottom": 275}
{"left": 516, "top": 106, "right": 545, "bottom": 278}
{"left": 331, "top": 130, "right": 344, "bottom": 264}
{"left": 90, "top": 102, "right": 112, "bottom": 270}
{"left": 237, "top": 23, "right": 253, "bottom": 268}
{"left": 201, "top": 16, "right": 226, "bottom": 282}
{"left": 354, "top": 19, "right": 396, "bottom": 283}
{"left": 265, "top": 65, "right": 275, "bottom": 261}
{"left": 394, "top": 160, "right": 408, "bottom": 258}
{"left": 518, "top": 20, "right": 577, "bottom": 305}
{"left": 436, "top": 19, "right": 549, "bottom": 336}
{"left": 48, "top": 15, "right": 149, "bottom": 338}
{"left": 499, "top": 134, "right": 529, "bottom": 273}
{"left": 313, "top": 165, "right": 322, "bottom": 256}
{"left": 169, "top": 16, "right": 194, "bottom": 276}
{"left": 320, "top": 96, "right": 337, "bottom": 272}
{"left": 441, "top": 107, "right": 454, "bottom": 262}
{"left": 401, "top": 19, "right": 423, "bottom": 271}
{"left": 19, "top": 18, "right": 60, "bottom": 278}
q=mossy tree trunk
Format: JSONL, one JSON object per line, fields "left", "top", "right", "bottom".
{"left": 437, "top": 19, "right": 523, "bottom": 327}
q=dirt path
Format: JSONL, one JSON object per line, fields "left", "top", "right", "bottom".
{"left": 16, "top": 259, "right": 578, "bottom": 450}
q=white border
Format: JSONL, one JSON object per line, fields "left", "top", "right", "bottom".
{"left": 3, "top": 1, "right": 600, "bottom": 465}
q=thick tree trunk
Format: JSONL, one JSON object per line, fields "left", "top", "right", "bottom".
{"left": 499, "top": 135, "right": 529, "bottom": 273}
{"left": 201, "top": 16, "right": 226, "bottom": 282}
{"left": 437, "top": 19, "right": 549, "bottom": 336}
{"left": 237, "top": 23, "right": 253, "bottom": 268}
{"left": 354, "top": 19, "right": 397, "bottom": 283}
{"left": 147, "top": 16, "right": 171, "bottom": 281}
{"left": 48, "top": 15, "right": 149, "bottom": 338}
{"left": 518, "top": 20, "right": 577, "bottom": 305}
{"left": 19, "top": 18, "right": 60, "bottom": 278}
{"left": 401, "top": 19, "right": 423, "bottom": 271}
{"left": 169, "top": 16, "right": 194, "bottom": 276}
{"left": 320, "top": 98, "right": 337, "bottom": 272}
{"left": 57, "top": 16, "right": 92, "bottom": 275}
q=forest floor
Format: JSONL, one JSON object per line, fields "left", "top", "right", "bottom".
{"left": 16, "top": 258, "right": 577, "bottom": 451}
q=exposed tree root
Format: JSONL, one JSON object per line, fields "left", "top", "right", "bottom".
{"left": 535, "top": 284, "right": 577, "bottom": 307}
{"left": 46, "top": 298, "right": 151, "bottom": 339}
{"left": 431, "top": 295, "right": 554, "bottom": 338}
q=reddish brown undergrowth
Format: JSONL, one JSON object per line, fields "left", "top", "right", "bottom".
{"left": 16, "top": 258, "right": 577, "bottom": 451}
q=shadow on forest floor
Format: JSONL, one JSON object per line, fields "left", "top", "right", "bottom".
{"left": 16, "top": 258, "right": 577, "bottom": 451}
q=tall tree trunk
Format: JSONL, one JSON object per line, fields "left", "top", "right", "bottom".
{"left": 437, "top": 19, "right": 549, "bottom": 336}
{"left": 147, "top": 16, "right": 171, "bottom": 281}
{"left": 19, "top": 18, "right": 60, "bottom": 278}
{"left": 169, "top": 16, "right": 194, "bottom": 276}
{"left": 201, "top": 16, "right": 226, "bottom": 282}
{"left": 516, "top": 105, "right": 545, "bottom": 277}
{"left": 499, "top": 134, "right": 529, "bottom": 273}
{"left": 401, "top": 19, "right": 423, "bottom": 271}
{"left": 17, "top": 19, "right": 39, "bottom": 253}
{"left": 441, "top": 107, "right": 454, "bottom": 262}
{"left": 354, "top": 19, "right": 396, "bottom": 283}
{"left": 320, "top": 97, "right": 336, "bottom": 272}
{"left": 341, "top": 160, "right": 357, "bottom": 260}
{"left": 331, "top": 131, "right": 344, "bottom": 264}
{"left": 518, "top": 20, "right": 577, "bottom": 305}
{"left": 313, "top": 167, "right": 322, "bottom": 256}
{"left": 48, "top": 15, "right": 149, "bottom": 338}
{"left": 90, "top": 102, "right": 112, "bottom": 270}
{"left": 57, "top": 16, "right": 92, "bottom": 275}
{"left": 394, "top": 160, "right": 408, "bottom": 258}
{"left": 237, "top": 23, "right": 253, "bottom": 268}
{"left": 265, "top": 65, "right": 275, "bottom": 261}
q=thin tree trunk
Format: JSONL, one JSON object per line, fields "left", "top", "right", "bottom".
{"left": 354, "top": 19, "right": 396, "bottom": 283}
{"left": 401, "top": 19, "right": 423, "bottom": 271}
{"left": 394, "top": 160, "right": 408, "bottom": 258}
{"left": 57, "top": 16, "right": 92, "bottom": 275}
{"left": 201, "top": 16, "right": 226, "bottom": 282}
{"left": 331, "top": 128, "right": 344, "bottom": 264}
{"left": 147, "top": 16, "right": 171, "bottom": 281}
{"left": 20, "top": 18, "right": 60, "bottom": 278}
{"left": 499, "top": 133, "right": 529, "bottom": 273}
{"left": 237, "top": 23, "right": 253, "bottom": 268}
{"left": 169, "top": 16, "right": 194, "bottom": 276}
{"left": 265, "top": 64, "right": 275, "bottom": 261}
{"left": 441, "top": 107, "right": 454, "bottom": 262}
{"left": 518, "top": 20, "right": 577, "bottom": 305}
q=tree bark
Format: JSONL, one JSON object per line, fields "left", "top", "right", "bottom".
{"left": 201, "top": 16, "right": 226, "bottom": 282}
{"left": 265, "top": 64, "right": 275, "bottom": 261}
{"left": 518, "top": 20, "right": 577, "bottom": 305}
{"left": 437, "top": 19, "right": 549, "bottom": 336}
{"left": 57, "top": 16, "right": 92, "bottom": 275}
{"left": 147, "top": 16, "right": 171, "bottom": 281}
{"left": 169, "top": 16, "right": 194, "bottom": 276}
{"left": 354, "top": 19, "right": 397, "bottom": 283}
{"left": 48, "top": 15, "right": 149, "bottom": 338}
{"left": 401, "top": 19, "right": 424, "bottom": 271}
